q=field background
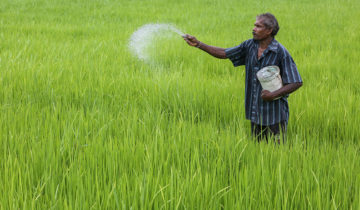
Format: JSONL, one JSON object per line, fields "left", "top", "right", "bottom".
{"left": 0, "top": 0, "right": 359, "bottom": 209}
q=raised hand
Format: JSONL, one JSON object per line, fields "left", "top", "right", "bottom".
{"left": 183, "top": 34, "right": 200, "bottom": 47}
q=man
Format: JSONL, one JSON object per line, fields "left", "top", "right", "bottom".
{"left": 183, "top": 13, "right": 302, "bottom": 143}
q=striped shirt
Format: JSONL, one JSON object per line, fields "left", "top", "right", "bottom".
{"left": 225, "top": 38, "right": 302, "bottom": 125}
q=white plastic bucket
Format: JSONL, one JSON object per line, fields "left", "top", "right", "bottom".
{"left": 256, "top": 66, "right": 283, "bottom": 92}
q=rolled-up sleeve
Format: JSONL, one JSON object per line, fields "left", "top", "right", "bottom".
{"left": 280, "top": 55, "right": 302, "bottom": 84}
{"left": 225, "top": 41, "right": 248, "bottom": 67}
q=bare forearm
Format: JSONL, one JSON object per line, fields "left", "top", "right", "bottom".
{"left": 197, "top": 42, "right": 227, "bottom": 59}
{"left": 272, "top": 82, "right": 303, "bottom": 98}
{"left": 183, "top": 34, "right": 226, "bottom": 59}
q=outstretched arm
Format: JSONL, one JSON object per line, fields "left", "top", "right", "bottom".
{"left": 183, "top": 34, "right": 227, "bottom": 59}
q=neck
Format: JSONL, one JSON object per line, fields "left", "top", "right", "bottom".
{"left": 258, "top": 36, "right": 273, "bottom": 49}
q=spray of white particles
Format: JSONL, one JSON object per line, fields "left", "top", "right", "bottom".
{"left": 128, "top": 23, "right": 185, "bottom": 62}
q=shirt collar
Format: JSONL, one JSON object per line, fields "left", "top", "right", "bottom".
{"left": 268, "top": 39, "right": 279, "bottom": 53}
{"left": 252, "top": 38, "right": 279, "bottom": 53}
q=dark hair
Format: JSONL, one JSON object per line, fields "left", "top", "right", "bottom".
{"left": 257, "top": 13, "right": 280, "bottom": 37}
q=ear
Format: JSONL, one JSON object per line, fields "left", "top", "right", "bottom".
{"left": 266, "top": 28, "right": 273, "bottom": 36}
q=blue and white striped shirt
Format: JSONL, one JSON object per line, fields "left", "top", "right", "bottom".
{"left": 225, "top": 39, "right": 302, "bottom": 125}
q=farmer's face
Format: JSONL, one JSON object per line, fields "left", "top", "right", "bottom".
{"left": 252, "top": 18, "right": 272, "bottom": 41}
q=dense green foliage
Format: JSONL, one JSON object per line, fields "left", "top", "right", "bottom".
{"left": 1, "top": 0, "right": 359, "bottom": 209}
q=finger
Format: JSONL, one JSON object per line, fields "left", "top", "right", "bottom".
{"left": 187, "top": 35, "right": 195, "bottom": 40}
{"left": 183, "top": 35, "right": 192, "bottom": 42}
{"left": 185, "top": 40, "right": 195, "bottom": 46}
{"left": 183, "top": 34, "right": 190, "bottom": 39}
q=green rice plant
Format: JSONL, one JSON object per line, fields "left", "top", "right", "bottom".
{"left": 0, "top": 0, "right": 359, "bottom": 209}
